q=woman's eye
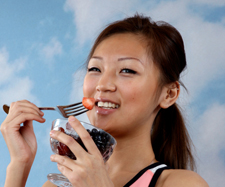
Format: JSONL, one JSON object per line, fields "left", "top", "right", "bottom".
{"left": 88, "top": 67, "right": 101, "bottom": 72}
{"left": 121, "top": 68, "right": 137, "bottom": 74}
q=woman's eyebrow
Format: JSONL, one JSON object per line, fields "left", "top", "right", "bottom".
{"left": 118, "top": 57, "right": 143, "bottom": 64}
{"left": 91, "top": 56, "right": 143, "bottom": 64}
{"left": 91, "top": 56, "right": 103, "bottom": 60}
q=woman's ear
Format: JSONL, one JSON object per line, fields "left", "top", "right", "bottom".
{"left": 159, "top": 81, "right": 180, "bottom": 109}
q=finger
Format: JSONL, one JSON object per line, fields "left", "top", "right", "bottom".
{"left": 50, "top": 154, "right": 74, "bottom": 171}
{"left": 9, "top": 100, "right": 44, "bottom": 116}
{"left": 56, "top": 163, "right": 81, "bottom": 185}
{"left": 50, "top": 130, "right": 88, "bottom": 158}
{"left": 10, "top": 113, "right": 45, "bottom": 130}
{"left": 5, "top": 102, "right": 44, "bottom": 123}
{"left": 57, "top": 163, "right": 72, "bottom": 174}
{"left": 50, "top": 154, "right": 87, "bottom": 185}
{"left": 10, "top": 100, "right": 39, "bottom": 109}
{"left": 56, "top": 163, "right": 86, "bottom": 186}
{"left": 1, "top": 113, "right": 45, "bottom": 139}
{"left": 68, "top": 116, "right": 101, "bottom": 156}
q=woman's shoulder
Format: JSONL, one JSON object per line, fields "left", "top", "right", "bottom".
{"left": 160, "top": 169, "right": 209, "bottom": 187}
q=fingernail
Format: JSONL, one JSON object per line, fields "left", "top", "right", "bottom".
{"left": 69, "top": 116, "right": 76, "bottom": 122}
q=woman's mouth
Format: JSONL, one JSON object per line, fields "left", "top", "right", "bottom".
{"left": 97, "top": 101, "right": 120, "bottom": 109}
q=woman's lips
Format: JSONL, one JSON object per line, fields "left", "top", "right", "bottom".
{"left": 94, "top": 98, "right": 120, "bottom": 115}
{"left": 95, "top": 105, "right": 118, "bottom": 115}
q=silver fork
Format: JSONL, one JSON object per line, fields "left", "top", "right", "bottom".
{"left": 3, "top": 102, "right": 89, "bottom": 118}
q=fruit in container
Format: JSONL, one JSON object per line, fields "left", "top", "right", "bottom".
{"left": 50, "top": 124, "right": 115, "bottom": 162}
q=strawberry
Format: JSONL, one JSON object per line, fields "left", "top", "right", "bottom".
{"left": 82, "top": 97, "right": 95, "bottom": 110}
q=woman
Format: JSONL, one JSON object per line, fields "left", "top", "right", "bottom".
{"left": 1, "top": 14, "right": 208, "bottom": 187}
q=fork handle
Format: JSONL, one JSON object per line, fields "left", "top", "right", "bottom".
{"left": 3, "top": 105, "right": 56, "bottom": 114}
{"left": 39, "top": 107, "right": 55, "bottom": 110}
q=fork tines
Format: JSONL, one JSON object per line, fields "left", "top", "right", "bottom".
{"left": 63, "top": 102, "right": 83, "bottom": 109}
{"left": 66, "top": 108, "right": 89, "bottom": 117}
{"left": 63, "top": 102, "right": 89, "bottom": 117}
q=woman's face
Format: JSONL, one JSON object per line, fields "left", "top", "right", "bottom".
{"left": 83, "top": 33, "right": 163, "bottom": 137}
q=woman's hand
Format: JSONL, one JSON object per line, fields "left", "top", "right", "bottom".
{"left": 50, "top": 116, "right": 114, "bottom": 187}
{"left": 0, "top": 100, "right": 45, "bottom": 187}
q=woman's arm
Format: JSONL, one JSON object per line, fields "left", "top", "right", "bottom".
{"left": 0, "top": 100, "right": 45, "bottom": 187}
{"left": 5, "top": 161, "right": 33, "bottom": 187}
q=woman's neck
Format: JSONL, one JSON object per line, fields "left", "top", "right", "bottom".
{"left": 107, "top": 129, "right": 156, "bottom": 176}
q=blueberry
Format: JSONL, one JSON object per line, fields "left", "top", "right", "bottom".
{"left": 86, "top": 129, "right": 91, "bottom": 134}
{"left": 101, "top": 135, "right": 107, "bottom": 144}
{"left": 91, "top": 128, "right": 98, "bottom": 136}
{"left": 100, "top": 144, "right": 106, "bottom": 154}
{"left": 105, "top": 134, "right": 110, "bottom": 141}
{"left": 94, "top": 135, "right": 102, "bottom": 142}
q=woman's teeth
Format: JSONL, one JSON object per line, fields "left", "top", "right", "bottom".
{"left": 97, "top": 101, "right": 119, "bottom": 109}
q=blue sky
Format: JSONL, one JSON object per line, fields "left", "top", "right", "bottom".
{"left": 0, "top": 0, "right": 225, "bottom": 186}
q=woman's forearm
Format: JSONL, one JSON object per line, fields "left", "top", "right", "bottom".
{"left": 5, "top": 161, "right": 33, "bottom": 187}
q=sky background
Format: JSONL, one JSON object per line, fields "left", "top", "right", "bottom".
{"left": 0, "top": 0, "right": 225, "bottom": 186}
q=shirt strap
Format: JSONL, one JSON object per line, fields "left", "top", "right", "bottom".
{"left": 148, "top": 166, "right": 170, "bottom": 187}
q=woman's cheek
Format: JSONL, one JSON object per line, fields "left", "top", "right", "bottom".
{"left": 83, "top": 76, "right": 96, "bottom": 96}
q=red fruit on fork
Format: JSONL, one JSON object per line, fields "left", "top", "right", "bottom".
{"left": 82, "top": 97, "right": 95, "bottom": 110}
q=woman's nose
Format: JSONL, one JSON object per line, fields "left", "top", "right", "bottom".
{"left": 96, "top": 75, "right": 116, "bottom": 92}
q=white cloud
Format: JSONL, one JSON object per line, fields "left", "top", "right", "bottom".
{"left": 0, "top": 48, "right": 26, "bottom": 85}
{"left": 69, "top": 68, "right": 85, "bottom": 103}
{"left": 39, "top": 17, "right": 53, "bottom": 27}
{"left": 0, "top": 47, "right": 39, "bottom": 116}
{"left": 40, "top": 37, "right": 63, "bottom": 62}
{"left": 64, "top": 0, "right": 142, "bottom": 45}
{"left": 191, "top": 0, "right": 225, "bottom": 6}
{"left": 69, "top": 68, "right": 90, "bottom": 122}
{"left": 222, "top": 17, "right": 225, "bottom": 25}
{"left": 0, "top": 77, "right": 37, "bottom": 105}
{"left": 179, "top": 18, "right": 225, "bottom": 100}
{"left": 192, "top": 103, "right": 225, "bottom": 186}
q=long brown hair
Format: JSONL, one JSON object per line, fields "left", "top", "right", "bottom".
{"left": 86, "top": 14, "right": 195, "bottom": 170}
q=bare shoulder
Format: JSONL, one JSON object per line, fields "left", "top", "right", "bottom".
{"left": 42, "top": 180, "right": 57, "bottom": 187}
{"left": 161, "top": 169, "right": 209, "bottom": 187}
